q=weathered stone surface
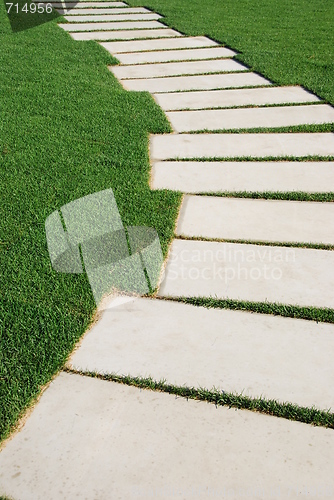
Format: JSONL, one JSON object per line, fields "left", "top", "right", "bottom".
{"left": 166, "top": 104, "right": 334, "bottom": 132}
{"left": 116, "top": 46, "right": 236, "bottom": 65}
{"left": 51, "top": 1, "right": 126, "bottom": 6}
{"left": 158, "top": 239, "right": 334, "bottom": 308}
{"left": 111, "top": 59, "right": 246, "bottom": 79}
{"left": 68, "top": 297, "right": 334, "bottom": 410}
{"left": 100, "top": 36, "right": 216, "bottom": 54}
{"left": 60, "top": 20, "right": 164, "bottom": 30}
{"left": 150, "top": 133, "right": 334, "bottom": 160}
{"left": 1, "top": 373, "right": 334, "bottom": 500}
{"left": 176, "top": 196, "right": 334, "bottom": 244}
{"left": 122, "top": 72, "right": 271, "bottom": 92}
{"left": 68, "top": 28, "right": 181, "bottom": 41}
{"left": 63, "top": 13, "right": 161, "bottom": 22}
{"left": 151, "top": 160, "right": 334, "bottom": 193}
{"left": 153, "top": 86, "right": 320, "bottom": 110}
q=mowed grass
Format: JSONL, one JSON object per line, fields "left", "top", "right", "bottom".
{"left": 128, "top": 0, "right": 334, "bottom": 104}
{"left": 0, "top": 7, "right": 180, "bottom": 442}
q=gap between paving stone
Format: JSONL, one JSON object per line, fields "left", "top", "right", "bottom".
{"left": 68, "top": 28, "right": 182, "bottom": 40}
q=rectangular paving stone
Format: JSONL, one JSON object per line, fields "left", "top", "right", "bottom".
{"left": 158, "top": 239, "right": 334, "bottom": 308}
{"left": 150, "top": 133, "right": 334, "bottom": 160}
{"left": 1, "top": 373, "right": 334, "bottom": 500}
{"left": 59, "top": 7, "right": 150, "bottom": 14}
{"left": 100, "top": 36, "right": 217, "bottom": 54}
{"left": 68, "top": 297, "right": 334, "bottom": 411}
{"left": 177, "top": 196, "right": 334, "bottom": 245}
{"left": 68, "top": 28, "right": 180, "bottom": 41}
{"left": 151, "top": 161, "right": 334, "bottom": 193}
{"left": 111, "top": 59, "right": 246, "bottom": 80}
{"left": 167, "top": 104, "right": 334, "bottom": 132}
{"left": 116, "top": 46, "right": 236, "bottom": 65}
{"left": 122, "top": 72, "right": 271, "bottom": 92}
{"left": 63, "top": 13, "right": 161, "bottom": 22}
{"left": 60, "top": 20, "right": 164, "bottom": 31}
{"left": 154, "top": 86, "right": 321, "bottom": 111}
{"left": 51, "top": 1, "right": 126, "bottom": 6}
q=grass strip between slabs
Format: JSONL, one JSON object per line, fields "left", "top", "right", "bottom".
{"left": 64, "top": 368, "right": 334, "bottom": 429}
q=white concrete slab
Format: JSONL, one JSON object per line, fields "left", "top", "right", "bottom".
{"left": 154, "top": 86, "right": 321, "bottom": 110}
{"left": 51, "top": 1, "right": 126, "bottom": 6}
{"left": 100, "top": 36, "right": 217, "bottom": 54}
{"left": 1, "top": 373, "right": 334, "bottom": 500}
{"left": 63, "top": 13, "right": 161, "bottom": 22}
{"left": 60, "top": 20, "right": 165, "bottom": 31}
{"left": 167, "top": 104, "right": 334, "bottom": 132}
{"left": 59, "top": 7, "right": 150, "bottom": 14}
{"left": 111, "top": 58, "right": 246, "bottom": 79}
{"left": 68, "top": 297, "right": 334, "bottom": 410}
{"left": 123, "top": 72, "right": 271, "bottom": 92}
{"left": 158, "top": 239, "right": 334, "bottom": 309}
{"left": 150, "top": 133, "right": 334, "bottom": 160}
{"left": 116, "top": 46, "right": 236, "bottom": 65}
{"left": 68, "top": 28, "right": 181, "bottom": 41}
{"left": 151, "top": 160, "right": 334, "bottom": 193}
{"left": 177, "top": 196, "right": 334, "bottom": 245}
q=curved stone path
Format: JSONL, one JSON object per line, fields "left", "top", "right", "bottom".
{"left": 1, "top": 2, "right": 334, "bottom": 498}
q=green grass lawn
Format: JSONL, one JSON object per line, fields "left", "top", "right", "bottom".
{"left": 1, "top": 0, "right": 334, "bottom": 442}
{"left": 129, "top": 0, "right": 334, "bottom": 105}
{"left": 0, "top": 6, "right": 180, "bottom": 442}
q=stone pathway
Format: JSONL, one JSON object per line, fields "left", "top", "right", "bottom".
{"left": 1, "top": 1, "right": 334, "bottom": 498}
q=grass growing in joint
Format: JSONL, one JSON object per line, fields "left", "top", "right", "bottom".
{"left": 172, "top": 296, "right": 334, "bottom": 324}
{"left": 195, "top": 191, "right": 334, "bottom": 203}
{"left": 0, "top": 8, "right": 180, "bottom": 442}
{"left": 65, "top": 368, "right": 334, "bottom": 429}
